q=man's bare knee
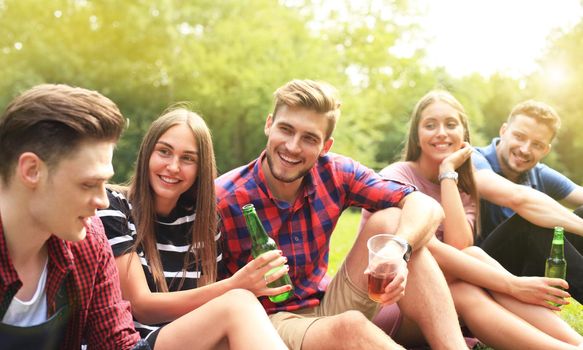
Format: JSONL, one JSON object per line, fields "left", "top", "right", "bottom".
{"left": 362, "top": 207, "right": 402, "bottom": 236}
{"left": 329, "top": 311, "right": 370, "bottom": 338}
{"left": 305, "top": 311, "right": 400, "bottom": 350}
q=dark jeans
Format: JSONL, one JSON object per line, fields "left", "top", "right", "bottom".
{"left": 477, "top": 206, "right": 583, "bottom": 303}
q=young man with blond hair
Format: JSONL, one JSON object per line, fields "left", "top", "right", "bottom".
{"left": 472, "top": 100, "right": 583, "bottom": 303}
{"left": 217, "top": 79, "right": 467, "bottom": 350}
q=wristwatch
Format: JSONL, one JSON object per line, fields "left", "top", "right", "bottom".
{"left": 392, "top": 236, "right": 412, "bottom": 262}
{"left": 438, "top": 171, "right": 458, "bottom": 184}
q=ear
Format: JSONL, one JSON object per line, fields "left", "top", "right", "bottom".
{"left": 264, "top": 114, "right": 273, "bottom": 137}
{"left": 542, "top": 143, "right": 552, "bottom": 158}
{"left": 17, "top": 152, "right": 43, "bottom": 188}
{"left": 499, "top": 123, "right": 508, "bottom": 137}
{"left": 320, "top": 137, "right": 334, "bottom": 157}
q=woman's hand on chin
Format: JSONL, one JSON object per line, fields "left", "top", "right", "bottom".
{"left": 440, "top": 141, "right": 473, "bottom": 173}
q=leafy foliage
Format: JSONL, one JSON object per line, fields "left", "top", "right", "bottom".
{"left": 526, "top": 21, "right": 583, "bottom": 182}
{"left": 0, "top": 0, "right": 582, "bottom": 184}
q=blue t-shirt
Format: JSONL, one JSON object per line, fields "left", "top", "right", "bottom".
{"left": 472, "top": 137, "right": 576, "bottom": 238}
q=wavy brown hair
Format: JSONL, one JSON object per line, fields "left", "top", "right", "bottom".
{"left": 129, "top": 107, "right": 218, "bottom": 292}
{"left": 403, "top": 90, "right": 480, "bottom": 236}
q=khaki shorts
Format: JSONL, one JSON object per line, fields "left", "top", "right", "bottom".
{"left": 269, "top": 262, "right": 386, "bottom": 350}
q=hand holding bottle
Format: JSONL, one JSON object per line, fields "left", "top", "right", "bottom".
{"left": 230, "top": 250, "right": 292, "bottom": 297}
{"left": 545, "top": 226, "right": 567, "bottom": 307}
{"left": 508, "top": 275, "right": 570, "bottom": 311}
{"left": 242, "top": 204, "right": 294, "bottom": 302}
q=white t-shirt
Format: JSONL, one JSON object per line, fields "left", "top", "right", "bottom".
{"left": 2, "top": 259, "right": 48, "bottom": 326}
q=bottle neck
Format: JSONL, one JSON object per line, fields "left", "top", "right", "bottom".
{"left": 550, "top": 230, "right": 565, "bottom": 259}
{"left": 243, "top": 210, "right": 269, "bottom": 245}
{"left": 549, "top": 241, "right": 565, "bottom": 259}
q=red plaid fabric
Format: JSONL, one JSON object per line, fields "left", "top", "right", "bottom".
{"left": 0, "top": 214, "right": 141, "bottom": 349}
{"left": 216, "top": 151, "right": 415, "bottom": 313}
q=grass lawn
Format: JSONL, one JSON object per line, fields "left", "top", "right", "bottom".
{"left": 329, "top": 208, "right": 583, "bottom": 348}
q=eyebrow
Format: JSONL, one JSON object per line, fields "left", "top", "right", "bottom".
{"left": 156, "top": 140, "right": 199, "bottom": 155}
{"left": 278, "top": 121, "right": 323, "bottom": 142}
{"left": 304, "top": 131, "right": 322, "bottom": 141}
{"left": 511, "top": 130, "right": 547, "bottom": 143}
{"left": 423, "top": 116, "right": 458, "bottom": 121}
{"left": 82, "top": 174, "right": 113, "bottom": 182}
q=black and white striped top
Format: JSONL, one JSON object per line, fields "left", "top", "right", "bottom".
{"left": 97, "top": 188, "right": 222, "bottom": 339}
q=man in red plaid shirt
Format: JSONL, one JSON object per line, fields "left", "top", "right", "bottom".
{"left": 0, "top": 84, "right": 147, "bottom": 349}
{"left": 217, "top": 79, "right": 467, "bottom": 350}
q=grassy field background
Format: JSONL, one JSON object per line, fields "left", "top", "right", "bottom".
{"left": 328, "top": 208, "right": 583, "bottom": 348}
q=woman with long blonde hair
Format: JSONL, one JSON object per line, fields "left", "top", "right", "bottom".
{"left": 99, "top": 107, "right": 289, "bottom": 349}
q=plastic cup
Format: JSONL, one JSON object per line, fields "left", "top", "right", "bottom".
{"left": 367, "top": 234, "right": 406, "bottom": 302}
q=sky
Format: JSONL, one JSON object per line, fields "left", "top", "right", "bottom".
{"left": 415, "top": 0, "right": 583, "bottom": 78}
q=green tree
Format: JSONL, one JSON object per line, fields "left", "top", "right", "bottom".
{"left": 169, "top": 0, "right": 343, "bottom": 173}
{"left": 0, "top": 0, "right": 186, "bottom": 181}
{"left": 306, "top": 0, "right": 443, "bottom": 168}
{"left": 0, "top": 0, "right": 343, "bottom": 179}
{"left": 1, "top": 0, "right": 433, "bottom": 178}
{"left": 528, "top": 21, "right": 583, "bottom": 183}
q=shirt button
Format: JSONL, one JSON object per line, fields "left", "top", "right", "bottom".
{"left": 293, "top": 235, "right": 300, "bottom": 242}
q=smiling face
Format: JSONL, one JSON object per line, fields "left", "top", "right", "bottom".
{"left": 148, "top": 123, "right": 198, "bottom": 215}
{"left": 29, "top": 140, "right": 115, "bottom": 242}
{"left": 497, "top": 114, "right": 552, "bottom": 182}
{"left": 417, "top": 101, "right": 465, "bottom": 164}
{"left": 263, "top": 105, "right": 333, "bottom": 194}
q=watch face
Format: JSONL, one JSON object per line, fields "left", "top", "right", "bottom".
{"left": 403, "top": 244, "right": 412, "bottom": 262}
{"left": 392, "top": 236, "right": 412, "bottom": 262}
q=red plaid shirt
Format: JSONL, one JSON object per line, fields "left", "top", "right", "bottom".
{"left": 0, "top": 214, "right": 144, "bottom": 350}
{"left": 216, "top": 151, "right": 415, "bottom": 313}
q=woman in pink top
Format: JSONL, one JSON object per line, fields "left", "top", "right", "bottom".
{"left": 363, "top": 91, "right": 583, "bottom": 349}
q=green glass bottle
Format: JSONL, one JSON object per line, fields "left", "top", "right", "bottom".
{"left": 242, "top": 204, "right": 294, "bottom": 303}
{"left": 545, "top": 226, "right": 567, "bottom": 306}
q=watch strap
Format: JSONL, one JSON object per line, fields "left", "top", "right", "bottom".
{"left": 438, "top": 171, "right": 458, "bottom": 183}
{"left": 392, "top": 236, "right": 412, "bottom": 262}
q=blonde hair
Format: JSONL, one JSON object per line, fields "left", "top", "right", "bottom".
{"left": 272, "top": 79, "right": 341, "bottom": 140}
{"left": 508, "top": 100, "right": 561, "bottom": 140}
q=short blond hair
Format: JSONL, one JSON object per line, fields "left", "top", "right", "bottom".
{"left": 508, "top": 100, "right": 561, "bottom": 140}
{"left": 272, "top": 79, "right": 341, "bottom": 140}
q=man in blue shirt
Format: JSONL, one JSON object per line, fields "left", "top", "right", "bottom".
{"left": 471, "top": 100, "right": 583, "bottom": 303}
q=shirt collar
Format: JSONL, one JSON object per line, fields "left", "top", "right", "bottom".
{"left": 0, "top": 210, "right": 75, "bottom": 284}
{"left": 46, "top": 235, "right": 75, "bottom": 275}
{"left": 0, "top": 213, "right": 21, "bottom": 289}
